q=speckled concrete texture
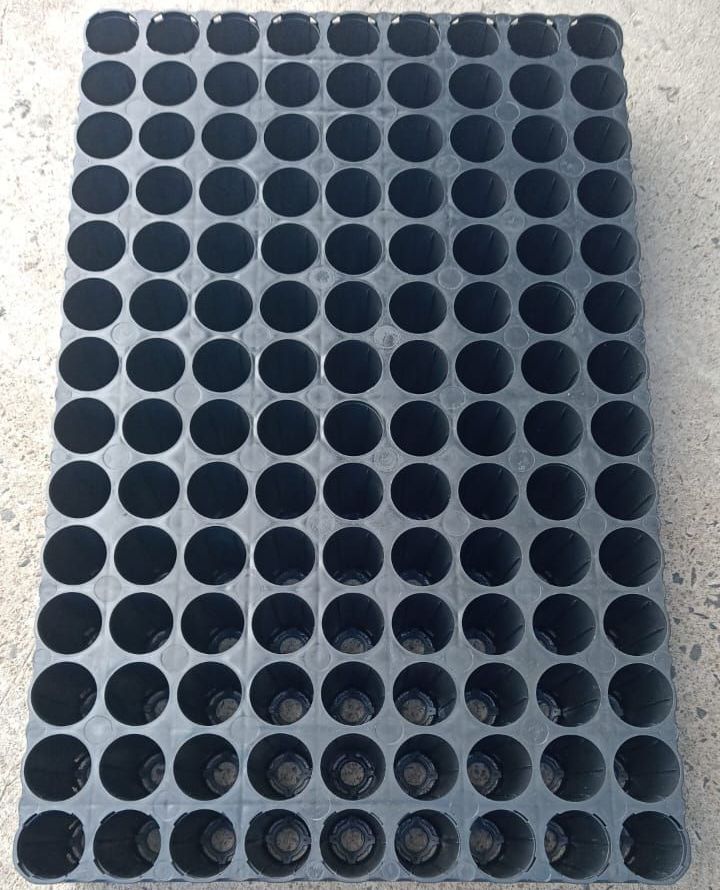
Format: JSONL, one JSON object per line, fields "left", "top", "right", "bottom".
{"left": 0, "top": 1, "right": 718, "bottom": 888}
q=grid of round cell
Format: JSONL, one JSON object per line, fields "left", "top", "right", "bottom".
{"left": 19, "top": 10, "right": 685, "bottom": 887}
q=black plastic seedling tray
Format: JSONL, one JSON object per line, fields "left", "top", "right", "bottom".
{"left": 16, "top": 8, "right": 689, "bottom": 884}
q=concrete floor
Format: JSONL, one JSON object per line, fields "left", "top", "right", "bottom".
{"left": 0, "top": 0, "right": 718, "bottom": 887}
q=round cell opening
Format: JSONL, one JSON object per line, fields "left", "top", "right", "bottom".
{"left": 248, "top": 733, "right": 312, "bottom": 800}
{"left": 621, "top": 812, "right": 687, "bottom": 881}
{"left": 451, "top": 114, "right": 503, "bottom": 162}
{"left": 147, "top": 11, "right": 198, "bottom": 53}
{"left": 195, "top": 280, "right": 252, "bottom": 332}
{"left": 323, "top": 527, "right": 383, "bottom": 585}
{"left": 245, "top": 810, "right": 310, "bottom": 877}
{"left": 174, "top": 733, "right": 239, "bottom": 800}
{"left": 448, "top": 15, "right": 498, "bottom": 56}
{"left": 143, "top": 61, "right": 196, "bottom": 106}
{"left": 517, "top": 225, "right": 572, "bottom": 274}
{"left": 37, "top": 592, "right": 101, "bottom": 655}
{"left": 266, "top": 61, "right": 318, "bottom": 107}
{"left": 326, "top": 113, "right": 380, "bottom": 161}
{"left": 93, "top": 810, "right": 160, "bottom": 878}
{"left": 178, "top": 662, "right": 242, "bottom": 726}
{"left": 58, "top": 337, "right": 119, "bottom": 391}
{"left": 86, "top": 11, "right": 139, "bottom": 53}
{"left": 533, "top": 593, "right": 595, "bottom": 655}
{"left": 322, "top": 593, "right": 384, "bottom": 654}
{"left": 395, "top": 811, "right": 459, "bottom": 877}
{"left": 203, "top": 113, "right": 257, "bottom": 159}
{"left": 510, "top": 63, "right": 563, "bottom": 108}
{"left": 389, "top": 114, "right": 442, "bottom": 161}
{"left": 459, "top": 464, "right": 518, "bottom": 521}
{"left": 391, "top": 400, "right": 449, "bottom": 456}
{"left": 458, "top": 400, "right": 515, "bottom": 455}
{"left": 254, "top": 526, "right": 315, "bottom": 585}
{"left": 530, "top": 527, "right": 590, "bottom": 586}
{"left": 388, "top": 13, "right": 439, "bottom": 55}
{"left": 328, "top": 13, "right": 379, "bottom": 56}
{"left": 133, "top": 221, "right": 189, "bottom": 273}
{"left": 515, "top": 168, "right": 569, "bottom": 217}
{"left": 392, "top": 593, "right": 453, "bottom": 654}
{"left": 572, "top": 64, "right": 625, "bottom": 109}
{"left": 267, "top": 12, "right": 319, "bottom": 54}
{"left": 326, "top": 281, "right": 381, "bottom": 333}
{"left": 508, "top": 14, "right": 559, "bottom": 56}
{"left": 545, "top": 811, "right": 609, "bottom": 880}
{"left": 452, "top": 169, "right": 505, "bottom": 218}
{"left": 68, "top": 221, "right": 125, "bottom": 272}
{"left": 327, "top": 62, "right": 380, "bottom": 108}
{"left": 595, "top": 462, "right": 655, "bottom": 521}
{"left": 187, "top": 461, "right": 248, "bottom": 519}
{"left": 77, "top": 111, "right": 132, "bottom": 159}
{"left": 326, "top": 340, "right": 382, "bottom": 391}
{"left": 181, "top": 592, "right": 244, "bottom": 654}
{"left": 197, "top": 223, "right": 253, "bottom": 274}
{"left": 190, "top": 399, "right": 250, "bottom": 455}
{"left": 170, "top": 810, "right": 236, "bottom": 877}
{"left": 110, "top": 592, "right": 173, "bottom": 654}
{"left": 524, "top": 400, "right": 583, "bottom": 455}
{"left": 467, "top": 735, "right": 531, "bottom": 800}
{"left": 321, "top": 810, "right": 386, "bottom": 878}
{"left": 460, "top": 528, "right": 521, "bottom": 586}
{"left": 72, "top": 165, "right": 129, "bottom": 214}
{"left": 394, "top": 664, "right": 456, "bottom": 726}
{"left": 388, "top": 62, "right": 441, "bottom": 108}
{"left": 104, "top": 663, "right": 169, "bottom": 726}
{"left": 126, "top": 337, "right": 185, "bottom": 392}
{"left": 262, "top": 223, "right": 317, "bottom": 273}
{"left": 136, "top": 166, "right": 192, "bottom": 215}
{"left": 140, "top": 112, "right": 195, "bottom": 159}
{"left": 264, "top": 168, "right": 318, "bottom": 216}
{"left": 455, "top": 282, "right": 510, "bottom": 333}
{"left": 326, "top": 169, "right": 381, "bottom": 219}
{"left": 326, "top": 224, "right": 382, "bottom": 274}
{"left": 324, "top": 463, "right": 382, "bottom": 519}
{"left": 465, "top": 664, "right": 528, "bottom": 726}
{"left": 115, "top": 525, "right": 177, "bottom": 586}
{"left": 392, "top": 463, "right": 449, "bottom": 520}
{"left": 258, "top": 339, "right": 317, "bottom": 393}
{"left": 252, "top": 592, "right": 315, "bottom": 654}
{"left": 184, "top": 526, "right": 246, "bottom": 585}
{"left": 200, "top": 167, "right": 255, "bottom": 215}
{"left": 130, "top": 280, "right": 187, "bottom": 331}
{"left": 82, "top": 60, "right": 135, "bottom": 105}
{"left": 321, "top": 735, "right": 384, "bottom": 799}
{"left": 250, "top": 663, "right": 314, "bottom": 726}
{"left": 395, "top": 734, "right": 458, "bottom": 800}
{"left": 599, "top": 527, "right": 661, "bottom": 586}
{"left": 324, "top": 400, "right": 382, "bottom": 456}
{"left": 519, "top": 282, "right": 574, "bottom": 333}
{"left": 449, "top": 63, "right": 502, "bottom": 108}
{"left": 541, "top": 736, "right": 605, "bottom": 801}
{"left": 392, "top": 528, "right": 451, "bottom": 587}
{"left": 204, "top": 61, "right": 258, "bottom": 106}
{"left": 261, "top": 281, "right": 317, "bottom": 332}
{"left": 257, "top": 462, "right": 316, "bottom": 519}
{"left": 462, "top": 593, "right": 524, "bottom": 654}
{"left": 43, "top": 525, "right": 106, "bottom": 586}
{"left": 453, "top": 224, "right": 508, "bottom": 274}
{"left": 390, "top": 224, "right": 444, "bottom": 274}
{"left": 470, "top": 811, "right": 534, "bottom": 878}
{"left": 258, "top": 399, "right": 316, "bottom": 456}
{"left": 604, "top": 593, "right": 666, "bottom": 655}
{"left": 512, "top": 115, "right": 567, "bottom": 161}
{"left": 391, "top": 341, "right": 448, "bottom": 394}
{"left": 614, "top": 735, "right": 680, "bottom": 802}
{"left": 265, "top": 113, "right": 318, "bottom": 161}
{"left": 322, "top": 663, "right": 384, "bottom": 726}
{"left": 537, "top": 664, "right": 600, "bottom": 726}
{"left": 99, "top": 734, "right": 165, "bottom": 801}
{"left": 49, "top": 460, "right": 111, "bottom": 518}
{"left": 390, "top": 282, "right": 445, "bottom": 333}
{"left": 207, "top": 12, "right": 259, "bottom": 54}
{"left": 54, "top": 398, "right": 114, "bottom": 454}
{"left": 456, "top": 340, "right": 513, "bottom": 393}
{"left": 31, "top": 663, "right": 96, "bottom": 726}
{"left": 25, "top": 735, "right": 91, "bottom": 801}
{"left": 389, "top": 169, "right": 443, "bottom": 218}
{"left": 568, "top": 15, "right": 619, "bottom": 57}
{"left": 575, "top": 115, "right": 629, "bottom": 162}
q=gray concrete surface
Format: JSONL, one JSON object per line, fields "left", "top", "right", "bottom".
{"left": 0, "top": 0, "right": 718, "bottom": 887}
